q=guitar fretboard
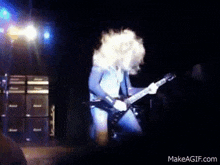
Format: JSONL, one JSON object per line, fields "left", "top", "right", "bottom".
{"left": 125, "top": 78, "right": 167, "bottom": 105}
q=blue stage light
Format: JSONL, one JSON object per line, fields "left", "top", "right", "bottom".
{"left": 0, "top": 7, "right": 11, "bottom": 20}
{"left": 44, "top": 32, "right": 50, "bottom": 39}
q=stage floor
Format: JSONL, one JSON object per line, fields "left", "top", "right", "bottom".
{"left": 20, "top": 140, "right": 91, "bottom": 165}
{"left": 19, "top": 137, "right": 155, "bottom": 165}
{"left": 22, "top": 146, "right": 71, "bottom": 165}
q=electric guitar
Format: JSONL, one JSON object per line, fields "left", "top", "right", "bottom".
{"left": 89, "top": 73, "right": 176, "bottom": 124}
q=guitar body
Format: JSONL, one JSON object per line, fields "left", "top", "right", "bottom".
{"left": 90, "top": 100, "right": 129, "bottom": 124}
{"left": 90, "top": 100, "right": 140, "bottom": 127}
{"left": 108, "top": 106, "right": 133, "bottom": 125}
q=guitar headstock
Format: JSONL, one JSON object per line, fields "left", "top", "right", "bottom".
{"left": 164, "top": 73, "right": 176, "bottom": 81}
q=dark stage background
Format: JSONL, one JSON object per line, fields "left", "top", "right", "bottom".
{"left": 1, "top": 0, "right": 220, "bottom": 159}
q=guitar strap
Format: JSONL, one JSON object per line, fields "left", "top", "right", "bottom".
{"left": 124, "top": 71, "right": 129, "bottom": 97}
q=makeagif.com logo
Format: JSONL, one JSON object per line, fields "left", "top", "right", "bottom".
{"left": 168, "top": 156, "right": 218, "bottom": 163}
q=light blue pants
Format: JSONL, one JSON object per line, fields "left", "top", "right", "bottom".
{"left": 90, "top": 107, "right": 142, "bottom": 145}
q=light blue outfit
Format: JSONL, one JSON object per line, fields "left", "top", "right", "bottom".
{"left": 89, "top": 66, "right": 142, "bottom": 142}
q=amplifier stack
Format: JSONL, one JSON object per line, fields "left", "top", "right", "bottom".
{"left": 0, "top": 75, "right": 52, "bottom": 143}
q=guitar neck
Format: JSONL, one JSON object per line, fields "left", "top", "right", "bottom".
{"left": 125, "top": 78, "right": 167, "bottom": 105}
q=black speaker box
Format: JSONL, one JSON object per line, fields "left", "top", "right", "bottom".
{"left": 2, "top": 117, "right": 25, "bottom": 142}
{"left": 26, "top": 94, "right": 49, "bottom": 117}
{"left": 25, "top": 117, "right": 49, "bottom": 143}
{"left": 6, "top": 94, "right": 26, "bottom": 117}
{"left": 2, "top": 117, "right": 50, "bottom": 143}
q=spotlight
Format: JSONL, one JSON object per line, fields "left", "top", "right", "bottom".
{"left": 3, "top": 10, "right": 7, "bottom": 15}
{"left": 44, "top": 32, "right": 50, "bottom": 39}
{"left": 43, "top": 24, "right": 52, "bottom": 45}
{"left": 0, "top": 7, "right": 10, "bottom": 20}
{"left": 7, "top": 24, "right": 38, "bottom": 41}
{"left": 23, "top": 25, "right": 37, "bottom": 41}
{"left": 7, "top": 25, "right": 20, "bottom": 40}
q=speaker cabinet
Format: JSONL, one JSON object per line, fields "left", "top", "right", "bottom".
{"left": 26, "top": 94, "right": 49, "bottom": 117}
{"left": 2, "top": 117, "right": 25, "bottom": 142}
{"left": 25, "top": 118, "right": 49, "bottom": 143}
{"left": 2, "top": 117, "right": 50, "bottom": 143}
{"left": 9, "top": 75, "right": 26, "bottom": 85}
{"left": 27, "top": 75, "right": 49, "bottom": 85}
{"left": 0, "top": 75, "right": 51, "bottom": 144}
{"left": 7, "top": 94, "right": 26, "bottom": 117}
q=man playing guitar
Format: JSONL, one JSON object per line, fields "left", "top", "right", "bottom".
{"left": 88, "top": 29, "right": 159, "bottom": 146}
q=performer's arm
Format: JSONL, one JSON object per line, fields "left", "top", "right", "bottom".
{"left": 88, "top": 66, "right": 116, "bottom": 106}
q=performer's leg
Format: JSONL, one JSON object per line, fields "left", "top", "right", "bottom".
{"left": 90, "top": 107, "right": 108, "bottom": 146}
{"left": 118, "top": 109, "right": 142, "bottom": 134}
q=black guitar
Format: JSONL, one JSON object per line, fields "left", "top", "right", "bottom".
{"left": 89, "top": 73, "right": 176, "bottom": 124}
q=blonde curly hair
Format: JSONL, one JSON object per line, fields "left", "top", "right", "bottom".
{"left": 93, "top": 29, "right": 145, "bottom": 75}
